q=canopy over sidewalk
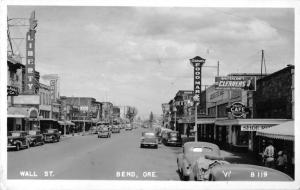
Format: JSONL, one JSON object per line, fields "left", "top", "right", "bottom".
{"left": 256, "top": 121, "right": 294, "bottom": 141}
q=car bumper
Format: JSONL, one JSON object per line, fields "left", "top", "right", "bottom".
{"left": 7, "top": 145, "right": 17, "bottom": 149}
{"left": 167, "top": 141, "right": 182, "bottom": 146}
{"left": 141, "top": 142, "right": 157, "bottom": 146}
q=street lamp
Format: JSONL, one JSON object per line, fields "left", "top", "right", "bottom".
{"left": 173, "top": 106, "right": 177, "bottom": 131}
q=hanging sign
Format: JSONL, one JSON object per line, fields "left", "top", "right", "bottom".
{"left": 229, "top": 102, "right": 250, "bottom": 118}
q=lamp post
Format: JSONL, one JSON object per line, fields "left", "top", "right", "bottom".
{"left": 173, "top": 106, "right": 177, "bottom": 131}
{"left": 190, "top": 56, "right": 206, "bottom": 142}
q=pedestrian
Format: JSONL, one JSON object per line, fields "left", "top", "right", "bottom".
{"left": 276, "top": 151, "right": 287, "bottom": 173}
{"left": 262, "top": 140, "right": 275, "bottom": 168}
{"left": 186, "top": 126, "right": 190, "bottom": 138}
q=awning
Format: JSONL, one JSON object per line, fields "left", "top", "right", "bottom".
{"left": 58, "top": 121, "right": 75, "bottom": 126}
{"left": 196, "top": 118, "right": 216, "bottom": 124}
{"left": 7, "top": 107, "right": 30, "bottom": 118}
{"left": 215, "top": 118, "right": 290, "bottom": 126}
{"left": 58, "top": 121, "right": 66, "bottom": 125}
{"left": 66, "top": 121, "right": 75, "bottom": 126}
{"left": 256, "top": 121, "right": 294, "bottom": 141}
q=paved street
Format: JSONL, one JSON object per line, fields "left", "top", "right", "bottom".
{"left": 8, "top": 126, "right": 260, "bottom": 181}
{"left": 8, "top": 127, "right": 181, "bottom": 180}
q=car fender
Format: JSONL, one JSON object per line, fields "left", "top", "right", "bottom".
{"left": 182, "top": 159, "right": 192, "bottom": 176}
{"left": 177, "top": 153, "right": 184, "bottom": 170}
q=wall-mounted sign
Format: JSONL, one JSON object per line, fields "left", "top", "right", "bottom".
{"left": 190, "top": 56, "right": 206, "bottom": 102}
{"left": 80, "top": 106, "right": 89, "bottom": 112}
{"left": 7, "top": 85, "right": 19, "bottom": 96}
{"left": 215, "top": 76, "right": 256, "bottom": 91}
{"left": 228, "top": 102, "right": 249, "bottom": 118}
{"left": 241, "top": 124, "right": 273, "bottom": 131}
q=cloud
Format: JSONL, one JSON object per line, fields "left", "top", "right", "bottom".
{"left": 8, "top": 6, "right": 294, "bottom": 117}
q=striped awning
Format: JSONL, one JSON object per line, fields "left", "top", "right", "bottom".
{"left": 256, "top": 121, "right": 294, "bottom": 141}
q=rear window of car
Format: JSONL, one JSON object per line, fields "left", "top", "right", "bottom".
{"left": 144, "top": 133, "right": 155, "bottom": 137}
{"left": 192, "top": 147, "right": 213, "bottom": 153}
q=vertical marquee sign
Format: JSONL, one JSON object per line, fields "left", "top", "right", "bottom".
{"left": 189, "top": 56, "right": 205, "bottom": 142}
{"left": 25, "top": 11, "right": 37, "bottom": 94}
{"left": 50, "top": 79, "right": 57, "bottom": 102}
{"left": 190, "top": 56, "right": 206, "bottom": 102}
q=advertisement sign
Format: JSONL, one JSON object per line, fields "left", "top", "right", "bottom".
{"left": 241, "top": 124, "right": 273, "bottom": 131}
{"left": 25, "top": 11, "right": 37, "bottom": 94}
{"left": 228, "top": 102, "right": 250, "bottom": 118}
{"left": 80, "top": 106, "right": 89, "bottom": 112}
{"left": 7, "top": 85, "right": 19, "bottom": 96}
{"left": 215, "top": 76, "right": 256, "bottom": 91}
{"left": 190, "top": 56, "right": 205, "bottom": 102}
{"left": 50, "top": 79, "right": 57, "bottom": 101}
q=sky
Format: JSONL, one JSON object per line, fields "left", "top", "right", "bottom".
{"left": 7, "top": 6, "right": 294, "bottom": 118}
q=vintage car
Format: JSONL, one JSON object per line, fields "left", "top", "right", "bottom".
{"left": 125, "top": 124, "right": 133, "bottom": 131}
{"left": 208, "top": 164, "right": 293, "bottom": 181}
{"left": 192, "top": 155, "right": 229, "bottom": 181}
{"left": 111, "top": 125, "right": 120, "bottom": 133}
{"left": 28, "top": 130, "right": 45, "bottom": 146}
{"left": 7, "top": 131, "right": 30, "bottom": 151}
{"left": 43, "top": 129, "right": 61, "bottom": 143}
{"left": 90, "top": 126, "right": 98, "bottom": 134}
{"left": 98, "top": 126, "right": 111, "bottom": 138}
{"left": 163, "top": 131, "right": 182, "bottom": 146}
{"left": 177, "top": 142, "right": 221, "bottom": 180}
{"left": 140, "top": 132, "right": 158, "bottom": 149}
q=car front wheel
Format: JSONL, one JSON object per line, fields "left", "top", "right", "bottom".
{"left": 15, "top": 143, "right": 20, "bottom": 151}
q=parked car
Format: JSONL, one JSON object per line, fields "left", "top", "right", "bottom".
{"left": 43, "top": 129, "right": 60, "bottom": 143}
{"left": 163, "top": 131, "right": 182, "bottom": 146}
{"left": 90, "top": 126, "right": 98, "bottom": 134}
{"left": 208, "top": 164, "right": 293, "bottom": 181}
{"left": 111, "top": 125, "right": 120, "bottom": 133}
{"left": 140, "top": 132, "right": 158, "bottom": 149}
{"left": 177, "top": 142, "right": 221, "bottom": 180}
{"left": 125, "top": 124, "right": 133, "bottom": 131}
{"left": 27, "top": 130, "right": 45, "bottom": 146}
{"left": 192, "top": 155, "right": 229, "bottom": 181}
{"left": 7, "top": 131, "right": 30, "bottom": 151}
{"left": 98, "top": 126, "right": 111, "bottom": 138}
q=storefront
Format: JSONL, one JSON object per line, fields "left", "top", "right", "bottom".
{"left": 58, "top": 120, "right": 75, "bottom": 135}
{"left": 7, "top": 107, "right": 39, "bottom": 131}
{"left": 215, "top": 118, "right": 290, "bottom": 152}
{"left": 197, "top": 118, "right": 216, "bottom": 143}
{"left": 256, "top": 120, "right": 294, "bottom": 178}
{"left": 40, "top": 118, "right": 59, "bottom": 133}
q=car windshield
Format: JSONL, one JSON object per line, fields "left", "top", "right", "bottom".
{"left": 28, "top": 131, "right": 37, "bottom": 135}
{"left": 10, "top": 132, "right": 21, "bottom": 137}
{"left": 192, "top": 147, "right": 213, "bottom": 153}
{"left": 144, "top": 133, "right": 155, "bottom": 137}
{"left": 170, "top": 133, "right": 178, "bottom": 137}
{"left": 101, "top": 127, "right": 109, "bottom": 131}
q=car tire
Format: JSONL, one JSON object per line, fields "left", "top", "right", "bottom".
{"left": 183, "top": 175, "right": 190, "bottom": 181}
{"left": 15, "top": 143, "right": 20, "bottom": 151}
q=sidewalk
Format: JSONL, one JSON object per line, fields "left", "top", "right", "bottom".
{"left": 180, "top": 134, "right": 260, "bottom": 165}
